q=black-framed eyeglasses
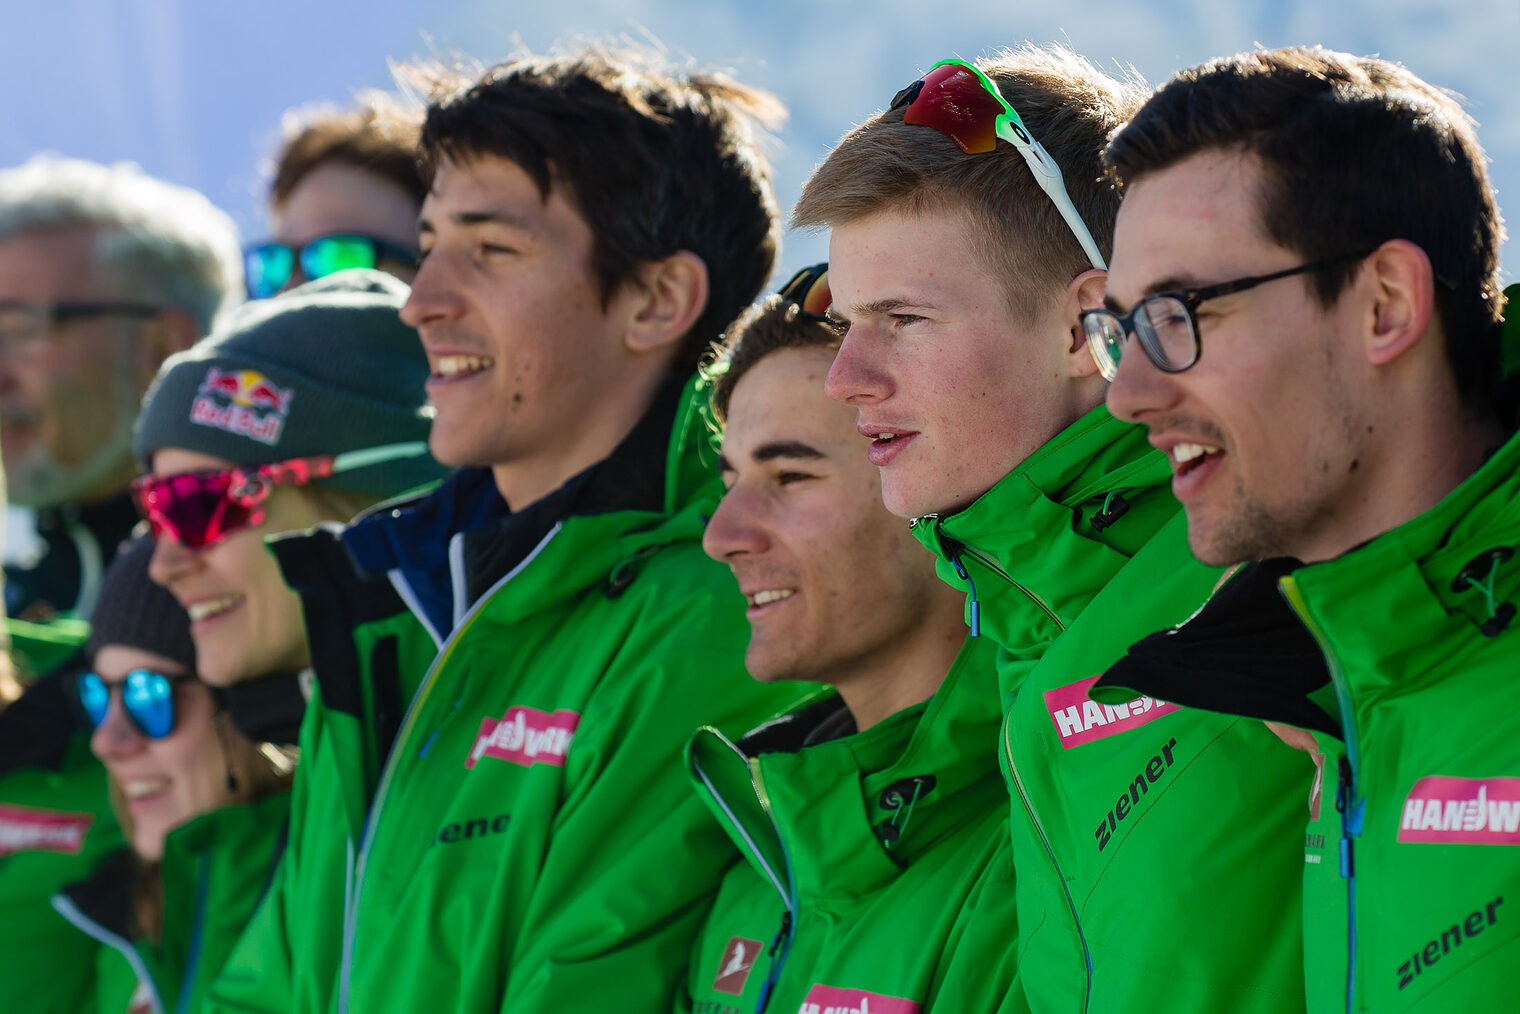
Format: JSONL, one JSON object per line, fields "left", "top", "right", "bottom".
{"left": 1080, "top": 252, "right": 1370, "bottom": 381}
{"left": 244, "top": 234, "right": 420, "bottom": 299}
{"left": 777, "top": 263, "right": 831, "bottom": 323}
{"left": 0, "top": 301, "right": 163, "bottom": 347}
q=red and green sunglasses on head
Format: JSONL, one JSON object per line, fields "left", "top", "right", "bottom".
{"left": 892, "top": 58, "right": 1107, "bottom": 270}
{"left": 130, "top": 441, "right": 431, "bottom": 550}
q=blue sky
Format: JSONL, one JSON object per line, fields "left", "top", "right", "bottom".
{"left": 4, "top": 0, "right": 1518, "bottom": 280}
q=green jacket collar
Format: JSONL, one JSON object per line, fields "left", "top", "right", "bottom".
{"left": 910, "top": 407, "right": 1175, "bottom": 655}
{"left": 686, "top": 632, "right": 1002, "bottom": 902}
{"left": 1285, "top": 426, "right": 1520, "bottom": 693}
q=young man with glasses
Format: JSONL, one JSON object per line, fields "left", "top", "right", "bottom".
{"left": 795, "top": 45, "right": 1312, "bottom": 1012}
{"left": 1094, "top": 47, "right": 1517, "bottom": 1012}
{"left": 681, "top": 268, "right": 1019, "bottom": 1013}
{"left": 206, "top": 49, "right": 803, "bottom": 1014}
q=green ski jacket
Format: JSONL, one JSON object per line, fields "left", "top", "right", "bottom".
{"left": 911, "top": 406, "right": 1313, "bottom": 1014}
{"left": 681, "top": 632, "right": 1028, "bottom": 1014}
{"left": 209, "top": 377, "right": 805, "bottom": 1014}
{"left": 1097, "top": 426, "right": 1520, "bottom": 1013}
{"left": 0, "top": 673, "right": 124, "bottom": 1014}
{"left": 51, "top": 790, "right": 290, "bottom": 1014}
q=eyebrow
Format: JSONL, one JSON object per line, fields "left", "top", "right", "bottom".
{"left": 417, "top": 208, "right": 538, "bottom": 235}
{"left": 848, "top": 295, "right": 934, "bottom": 317}
{"left": 717, "top": 439, "right": 827, "bottom": 472}
{"left": 1102, "top": 274, "right": 1205, "bottom": 312}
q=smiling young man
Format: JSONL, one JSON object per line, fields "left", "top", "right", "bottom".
{"left": 207, "top": 49, "right": 803, "bottom": 1014}
{"left": 681, "top": 276, "right": 1021, "bottom": 1013}
{"left": 794, "top": 46, "right": 1314, "bottom": 1013}
{"left": 1088, "top": 47, "right": 1519, "bottom": 1012}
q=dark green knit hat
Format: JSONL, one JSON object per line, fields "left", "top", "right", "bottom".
{"left": 133, "top": 269, "right": 446, "bottom": 498}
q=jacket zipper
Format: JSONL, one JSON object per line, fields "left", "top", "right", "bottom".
{"left": 1004, "top": 714, "right": 1093, "bottom": 1011}
{"left": 174, "top": 854, "right": 212, "bottom": 1014}
{"left": 927, "top": 518, "right": 1090, "bottom": 1008}
{"left": 51, "top": 893, "right": 167, "bottom": 1014}
{"left": 747, "top": 758, "right": 799, "bottom": 1014}
{"left": 1280, "top": 575, "right": 1362, "bottom": 1014}
{"left": 339, "top": 523, "right": 565, "bottom": 1014}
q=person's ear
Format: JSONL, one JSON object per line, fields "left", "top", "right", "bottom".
{"left": 624, "top": 251, "right": 709, "bottom": 355}
{"left": 1063, "top": 268, "right": 1108, "bottom": 379}
{"left": 1364, "top": 239, "right": 1435, "bottom": 367}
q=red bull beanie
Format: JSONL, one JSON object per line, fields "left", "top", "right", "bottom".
{"left": 133, "top": 269, "right": 447, "bottom": 498}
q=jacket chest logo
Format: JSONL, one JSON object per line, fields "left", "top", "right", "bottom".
{"left": 0, "top": 802, "right": 94, "bottom": 855}
{"left": 797, "top": 985, "right": 920, "bottom": 1014}
{"left": 465, "top": 706, "right": 580, "bottom": 770}
{"left": 1044, "top": 675, "right": 1179, "bottom": 748}
{"left": 712, "top": 935, "right": 761, "bottom": 995}
{"left": 1399, "top": 776, "right": 1520, "bottom": 844}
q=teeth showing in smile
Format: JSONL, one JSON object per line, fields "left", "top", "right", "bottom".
{"left": 434, "top": 355, "right": 496, "bottom": 378}
{"left": 122, "top": 778, "right": 169, "bottom": 799}
{"left": 188, "top": 596, "right": 239, "bottom": 622}
{"left": 746, "top": 589, "right": 795, "bottom": 608}
{"left": 875, "top": 432, "right": 899, "bottom": 442}
{"left": 1170, "top": 442, "right": 1218, "bottom": 469}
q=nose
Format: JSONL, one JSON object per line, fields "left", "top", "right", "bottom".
{"left": 147, "top": 533, "right": 200, "bottom": 590}
{"left": 399, "top": 247, "right": 464, "bottom": 330}
{"left": 90, "top": 693, "right": 146, "bottom": 762}
{"left": 702, "top": 483, "right": 771, "bottom": 563}
{"left": 1104, "top": 335, "right": 1181, "bottom": 424}
{"left": 823, "top": 328, "right": 891, "bottom": 406}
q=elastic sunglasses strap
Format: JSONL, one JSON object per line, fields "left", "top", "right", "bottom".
{"left": 994, "top": 121, "right": 1107, "bottom": 271}
{"left": 329, "top": 441, "right": 432, "bottom": 476}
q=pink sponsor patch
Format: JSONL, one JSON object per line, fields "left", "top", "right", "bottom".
{"left": 1398, "top": 776, "right": 1520, "bottom": 844}
{"left": 1044, "top": 675, "right": 1180, "bottom": 748}
{"left": 465, "top": 707, "right": 579, "bottom": 770}
{"left": 0, "top": 803, "right": 93, "bottom": 856}
{"left": 797, "top": 985, "right": 920, "bottom": 1014}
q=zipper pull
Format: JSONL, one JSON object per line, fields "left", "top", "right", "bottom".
{"left": 947, "top": 548, "right": 981, "bottom": 638}
{"left": 754, "top": 910, "right": 792, "bottom": 1014}
{"left": 1336, "top": 756, "right": 1354, "bottom": 879}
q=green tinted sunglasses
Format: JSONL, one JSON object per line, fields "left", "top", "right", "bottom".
{"left": 244, "top": 234, "right": 419, "bottom": 299}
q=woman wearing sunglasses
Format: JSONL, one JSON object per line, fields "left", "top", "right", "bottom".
{"left": 52, "top": 535, "right": 294, "bottom": 1014}
{"left": 128, "top": 270, "right": 444, "bottom": 696}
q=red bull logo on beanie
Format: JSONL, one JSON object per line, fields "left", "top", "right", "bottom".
{"left": 797, "top": 985, "right": 920, "bottom": 1014}
{"left": 0, "top": 803, "right": 94, "bottom": 856}
{"left": 191, "top": 367, "right": 295, "bottom": 445}
{"left": 465, "top": 706, "right": 579, "bottom": 770}
{"left": 1398, "top": 776, "right": 1520, "bottom": 844}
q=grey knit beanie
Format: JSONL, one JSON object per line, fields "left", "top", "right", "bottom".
{"left": 84, "top": 535, "right": 196, "bottom": 671}
{"left": 133, "top": 269, "right": 446, "bottom": 498}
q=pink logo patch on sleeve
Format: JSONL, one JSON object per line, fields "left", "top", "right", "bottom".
{"left": 1398, "top": 776, "right": 1520, "bottom": 844}
{"left": 0, "top": 803, "right": 94, "bottom": 856}
{"left": 797, "top": 985, "right": 921, "bottom": 1014}
{"left": 1044, "top": 675, "right": 1180, "bottom": 748}
{"left": 465, "top": 706, "right": 579, "bottom": 770}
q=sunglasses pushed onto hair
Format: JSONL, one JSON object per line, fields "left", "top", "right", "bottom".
{"left": 131, "top": 442, "right": 431, "bottom": 550}
{"left": 77, "top": 669, "right": 193, "bottom": 739}
{"left": 244, "top": 234, "right": 420, "bottom": 299}
{"left": 892, "top": 58, "right": 1106, "bottom": 270}
{"left": 778, "top": 263, "right": 832, "bottom": 321}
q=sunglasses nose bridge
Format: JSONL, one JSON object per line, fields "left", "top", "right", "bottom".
{"left": 89, "top": 690, "right": 149, "bottom": 753}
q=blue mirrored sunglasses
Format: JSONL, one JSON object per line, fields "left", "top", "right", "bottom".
{"left": 77, "top": 669, "right": 191, "bottom": 739}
